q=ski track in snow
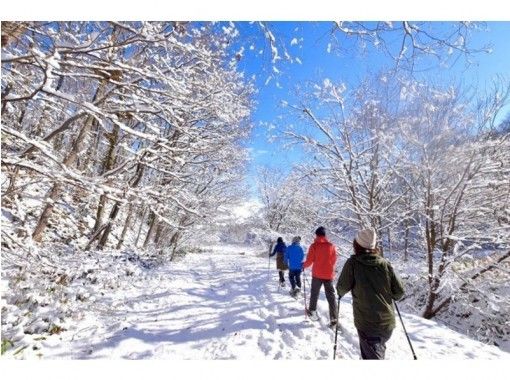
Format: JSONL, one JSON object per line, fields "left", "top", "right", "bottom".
{"left": 20, "top": 246, "right": 510, "bottom": 359}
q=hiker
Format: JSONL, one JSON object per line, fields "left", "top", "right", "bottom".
{"left": 336, "top": 228, "right": 405, "bottom": 360}
{"left": 303, "top": 226, "right": 338, "bottom": 327}
{"left": 284, "top": 236, "right": 305, "bottom": 297}
{"left": 269, "top": 237, "right": 288, "bottom": 286}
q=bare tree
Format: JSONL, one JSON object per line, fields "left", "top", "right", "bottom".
{"left": 2, "top": 21, "right": 253, "bottom": 254}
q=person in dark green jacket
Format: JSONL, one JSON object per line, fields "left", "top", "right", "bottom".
{"left": 336, "top": 228, "right": 405, "bottom": 360}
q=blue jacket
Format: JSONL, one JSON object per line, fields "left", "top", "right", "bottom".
{"left": 270, "top": 241, "right": 287, "bottom": 257}
{"left": 284, "top": 243, "right": 305, "bottom": 270}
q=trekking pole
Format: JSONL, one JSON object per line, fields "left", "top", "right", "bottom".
{"left": 303, "top": 269, "right": 310, "bottom": 288}
{"left": 303, "top": 269, "right": 308, "bottom": 318}
{"left": 267, "top": 244, "right": 272, "bottom": 279}
{"left": 333, "top": 296, "right": 341, "bottom": 360}
{"left": 394, "top": 301, "right": 418, "bottom": 360}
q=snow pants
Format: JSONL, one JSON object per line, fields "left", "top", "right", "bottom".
{"left": 278, "top": 270, "right": 285, "bottom": 283}
{"left": 308, "top": 277, "right": 337, "bottom": 322}
{"left": 357, "top": 329, "right": 393, "bottom": 360}
{"left": 288, "top": 269, "right": 302, "bottom": 290}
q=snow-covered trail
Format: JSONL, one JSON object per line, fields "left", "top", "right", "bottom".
{"left": 30, "top": 246, "right": 508, "bottom": 359}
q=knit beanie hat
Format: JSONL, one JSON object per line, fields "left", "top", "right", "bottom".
{"left": 315, "top": 226, "right": 326, "bottom": 236}
{"left": 292, "top": 236, "right": 301, "bottom": 244}
{"left": 355, "top": 229, "right": 377, "bottom": 249}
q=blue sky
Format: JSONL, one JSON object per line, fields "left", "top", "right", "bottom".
{"left": 228, "top": 22, "right": 510, "bottom": 196}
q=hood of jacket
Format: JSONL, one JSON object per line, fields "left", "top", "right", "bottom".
{"left": 352, "top": 252, "right": 386, "bottom": 267}
{"left": 313, "top": 236, "right": 330, "bottom": 244}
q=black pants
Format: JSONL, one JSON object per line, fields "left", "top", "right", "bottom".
{"left": 357, "top": 329, "right": 393, "bottom": 360}
{"left": 288, "top": 269, "right": 302, "bottom": 289}
{"left": 278, "top": 270, "right": 285, "bottom": 283}
{"left": 308, "top": 277, "right": 337, "bottom": 321}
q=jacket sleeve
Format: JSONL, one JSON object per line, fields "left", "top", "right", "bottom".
{"left": 336, "top": 258, "right": 354, "bottom": 298}
{"left": 389, "top": 263, "right": 405, "bottom": 301}
{"left": 331, "top": 245, "right": 337, "bottom": 271}
{"left": 303, "top": 245, "right": 315, "bottom": 269}
{"left": 283, "top": 247, "right": 289, "bottom": 267}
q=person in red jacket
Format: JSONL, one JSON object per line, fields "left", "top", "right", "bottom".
{"left": 303, "top": 226, "right": 338, "bottom": 327}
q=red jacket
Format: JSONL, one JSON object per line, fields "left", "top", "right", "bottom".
{"left": 303, "top": 236, "right": 337, "bottom": 280}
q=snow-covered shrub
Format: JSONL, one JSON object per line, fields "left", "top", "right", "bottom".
{"left": 1, "top": 243, "right": 163, "bottom": 356}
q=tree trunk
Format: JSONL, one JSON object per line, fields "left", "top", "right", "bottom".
{"left": 2, "top": 167, "right": 20, "bottom": 206}
{"left": 143, "top": 211, "right": 158, "bottom": 249}
{"left": 84, "top": 223, "right": 108, "bottom": 251}
{"left": 169, "top": 231, "right": 182, "bottom": 261}
{"left": 32, "top": 183, "right": 61, "bottom": 241}
{"left": 423, "top": 207, "right": 437, "bottom": 318}
{"left": 386, "top": 227, "right": 392, "bottom": 259}
{"left": 422, "top": 288, "right": 438, "bottom": 319}
{"left": 154, "top": 222, "right": 164, "bottom": 245}
{"left": 92, "top": 124, "right": 119, "bottom": 233}
{"left": 89, "top": 158, "right": 146, "bottom": 250}
{"left": 93, "top": 194, "right": 107, "bottom": 233}
{"left": 96, "top": 201, "right": 121, "bottom": 250}
{"left": 403, "top": 221, "right": 409, "bottom": 262}
{"left": 1, "top": 84, "right": 12, "bottom": 114}
{"left": 32, "top": 80, "right": 106, "bottom": 242}
{"left": 423, "top": 249, "right": 450, "bottom": 319}
{"left": 116, "top": 202, "right": 134, "bottom": 250}
{"left": 134, "top": 206, "right": 148, "bottom": 248}
{"left": 423, "top": 224, "right": 436, "bottom": 318}
{"left": 32, "top": 118, "right": 89, "bottom": 241}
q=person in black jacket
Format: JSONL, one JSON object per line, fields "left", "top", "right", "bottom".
{"left": 269, "top": 237, "right": 288, "bottom": 286}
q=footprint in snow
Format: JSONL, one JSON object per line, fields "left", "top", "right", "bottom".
{"left": 257, "top": 309, "right": 268, "bottom": 319}
{"left": 267, "top": 314, "right": 276, "bottom": 324}
{"left": 319, "top": 348, "right": 329, "bottom": 358}
{"left": 281, "top": 330, "right": 295, "bottom": 346}
{"left": 292, "top": 328, "right": 304, "bottom": 339}
{"left": 257, "top": 334, "right": 273, "bottom": 354}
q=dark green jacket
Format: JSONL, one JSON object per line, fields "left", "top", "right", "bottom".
{"left": 336, "top": 253, "right": 405, "bottom": 336}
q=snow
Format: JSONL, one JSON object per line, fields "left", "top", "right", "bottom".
{"left": 3, "top": 245, "right": 508, "bottom": 360}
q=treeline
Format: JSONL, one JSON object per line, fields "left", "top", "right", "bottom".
{"left": 1, "top": 22, "right": 253, "bottom": 256}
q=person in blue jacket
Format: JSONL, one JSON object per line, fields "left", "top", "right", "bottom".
{"left": 269, "top": 237, "right": 288, "bottom": 286}
{"left": 284, "top": 236, "right": 305, "bottom": 297}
